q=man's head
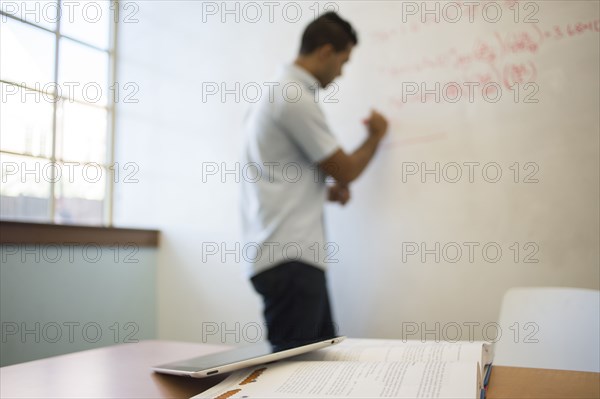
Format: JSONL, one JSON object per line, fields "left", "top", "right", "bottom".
{"left": 296, "top": 12, "right": 358, "bottom": 88}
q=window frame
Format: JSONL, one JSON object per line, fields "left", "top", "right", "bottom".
{"left": 0, "top": 0, "right": 119, "bottom": 227}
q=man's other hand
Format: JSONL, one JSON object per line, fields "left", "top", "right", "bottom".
{"left": 328, "top": 183, "right": 351, "bottom": 205}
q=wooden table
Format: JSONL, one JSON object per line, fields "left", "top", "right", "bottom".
{"left": 1, "top": 340, "right": 598, "bottom": 398}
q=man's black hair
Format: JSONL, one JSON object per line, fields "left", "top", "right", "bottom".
{"left": 299, "top": 12, "right": 358, "bottom": 55}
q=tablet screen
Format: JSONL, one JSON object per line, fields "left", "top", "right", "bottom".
{"left": 153, "top": 336, "right": 343, "bottom": 375}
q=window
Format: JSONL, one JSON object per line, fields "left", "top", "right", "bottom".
{"left": 0, "top": 0, "right": 116, "bottom": 226}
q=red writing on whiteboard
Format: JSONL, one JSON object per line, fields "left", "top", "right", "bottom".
{"left": 380, "top": 19, "right": 597, "bottom": 95}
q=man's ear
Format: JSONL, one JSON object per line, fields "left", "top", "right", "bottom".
{"left": 316, "top": 43, "right": 336, "bottom": 60}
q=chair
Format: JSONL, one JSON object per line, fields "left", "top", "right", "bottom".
{"left": 493, "top": 287, "right": 600, "bottom": 372}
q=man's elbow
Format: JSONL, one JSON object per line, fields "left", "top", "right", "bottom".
{"left": 327, "top": 161, "right": 359, "bottom": 185}
{"left": 334, "top": 166, "right": 358, "bottom": 186}
{"left": 318, "top": 149, "right": 359, "bottom": 185}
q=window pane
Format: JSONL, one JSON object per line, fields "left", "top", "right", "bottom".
{"left": 59, "top": 0, "right": 111, "bottom": 50}
{"left": 0, "top": 1, "right": 59, "bottom": 31}
{"left": 54, "top": 162, "right": 105, "bottom": 225}
{"left": 0, "top": 153, "right": 51, "bottom": 222}
{"left": 0, "top": 17, "right": 56, "bottom": 89}
{"left": 56, "top": 101, "right": 107, "bottom": 164}
{"left": 0, "top": 82, "right": 54, "bottom": 157}
{"left": 58, "top": 37, "right": 108, "bottom": 104}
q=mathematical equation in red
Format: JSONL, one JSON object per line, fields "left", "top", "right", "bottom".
{"left": 376, "top": 18, "right": 598, "bottom": 109}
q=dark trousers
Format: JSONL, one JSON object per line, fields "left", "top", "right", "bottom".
{"left": 251, "top": 261, "right": 337, "bottom": 347}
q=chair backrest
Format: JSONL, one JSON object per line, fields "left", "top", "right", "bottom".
{"left": 494, "top": 287, "right": 600, "bottom": 372}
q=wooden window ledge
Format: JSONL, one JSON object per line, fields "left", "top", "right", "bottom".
{"left": 0, "top": 221, "right": 159, "bottom": 247}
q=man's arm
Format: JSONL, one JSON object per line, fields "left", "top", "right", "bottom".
{"left": 319, "top": 110, "right": 388, "bottom": 185}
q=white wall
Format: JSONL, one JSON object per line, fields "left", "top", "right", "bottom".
{"left": 114, "top": 0, "right": 288, "bottom": 344}
{"left": 114, "top": 1, "right": 599, "bottom": 345}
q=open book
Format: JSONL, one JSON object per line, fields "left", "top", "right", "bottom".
{"left": 194, "top": 338, "right": 493, "bottom": 399}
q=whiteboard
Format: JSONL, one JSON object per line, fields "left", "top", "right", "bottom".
{"left": 317, "top": 1, "right": 600, "bottom": 339}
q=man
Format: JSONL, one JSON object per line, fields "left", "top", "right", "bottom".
{"left": 241, "top": 12, "right": 388, "bottom": 346}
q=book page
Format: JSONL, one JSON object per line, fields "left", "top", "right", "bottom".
{"left": 295, "top": 339, "right": 490, "bottom": 366}
{"left": 194, "top": 360, "right": 478, "bottom": 399}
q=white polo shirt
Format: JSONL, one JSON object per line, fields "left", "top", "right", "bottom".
{"left": 240, "top": 64, "right": 340, "bottom": 277}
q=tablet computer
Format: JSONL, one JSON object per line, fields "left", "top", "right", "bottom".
{"left": 152, "top": 336, "right": 345, "bottom": 378}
